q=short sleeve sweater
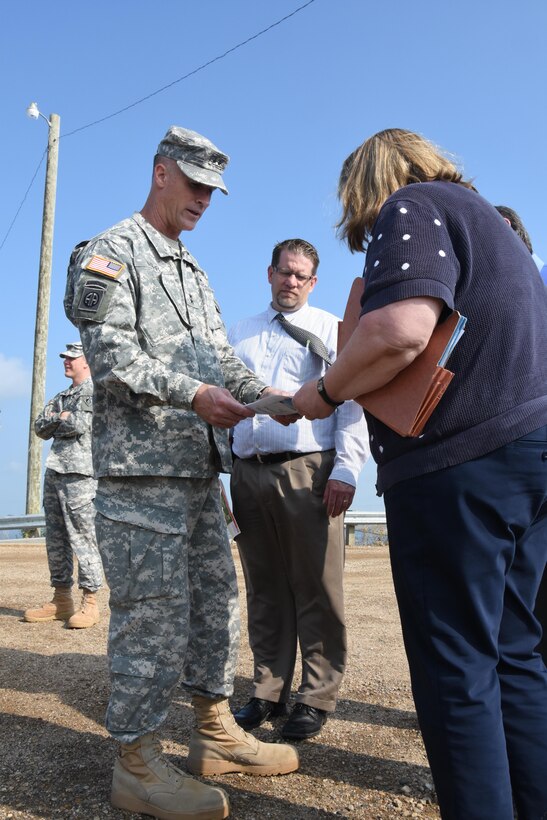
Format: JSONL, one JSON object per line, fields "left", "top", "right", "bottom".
{"left": 360, "top": 181, "right": 547, "bottom": 494}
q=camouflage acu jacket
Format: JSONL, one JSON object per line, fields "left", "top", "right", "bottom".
{"left": 64, "top": 213, "right": 264, "bottom": 478}
{"left": 35, "top": 377, "right": 94, "bottom": 476}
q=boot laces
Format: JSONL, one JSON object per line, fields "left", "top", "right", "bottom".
{"left": 149, "top": 738, "right": 186, "bottom": 781}
{"left": 80, "top": 592, "right": 94, "bottom": 613}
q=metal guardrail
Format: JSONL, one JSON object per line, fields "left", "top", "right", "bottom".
{"left": 0, "top": 514, "right": 46, "bottom": 532}
{"left": 1, "top": 511, "right": 387, "bottom": 548}
{"left": 344, "top": 510, "right": 386, "bottom": 547}
{"left": 344, "top": 510, "right": 386, "bottom": 525}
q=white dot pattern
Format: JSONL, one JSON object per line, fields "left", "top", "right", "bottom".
{"left": 369, "top": 203, "right": 454, "bottom": 311}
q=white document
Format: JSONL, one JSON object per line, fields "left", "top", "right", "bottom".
{"left": 246, "top": 393, "right": 297, "bottom": 416}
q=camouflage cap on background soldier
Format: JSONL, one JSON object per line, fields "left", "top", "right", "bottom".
{"left": 59, "top": 342, "right": 84, "bottom": 359}
{"left": 157, "top": 126, "right": 230, "bottom": 195}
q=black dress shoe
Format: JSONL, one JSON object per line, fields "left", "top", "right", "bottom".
{"left": 281, "top": 703, "right": 327, "bottom": 740}
{"left": 233, "top": 697, "right": 288, "bottom": 730}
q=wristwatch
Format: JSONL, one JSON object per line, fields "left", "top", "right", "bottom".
{"left": 316, "top": 376, "right": 344, "bottom": 407}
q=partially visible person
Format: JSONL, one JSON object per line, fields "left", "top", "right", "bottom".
{"left": 24, "top": 343, "right": 103, "bottom": 629}
{"left": 64, "top": 126, "right": 298, "bottom": 820}
{"left": 495, "top": 203, "right": 547, "bottom": 661}
{"left": 495, "top": 203, "right": 547, "bottom": 285}
{"left": 494, "top": 204, "right": 533, "bottom": 252}
{"left": 293, "top": 129, "right": 547, "bottom": 819}
{"left": 229, "top": 239, "right": 369, "bottom": 740}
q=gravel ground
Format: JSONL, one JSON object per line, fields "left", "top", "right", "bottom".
{"left": 0, "top": 541, "right": 440, "bottom": 819}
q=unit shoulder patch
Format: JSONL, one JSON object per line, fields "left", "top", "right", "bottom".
{"left": 72, "top": 277, "right": 119, "bottom": 323}
{"left": 84, "top": 255, "right": 125, "bottom": 279}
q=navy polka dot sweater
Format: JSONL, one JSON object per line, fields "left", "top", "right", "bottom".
{"left": 360, "top": 181, "right": 547, "bottom": 494}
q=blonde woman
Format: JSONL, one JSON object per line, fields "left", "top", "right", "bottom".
{"left": 294, "top": 129, "right": 547, "bottom": 820}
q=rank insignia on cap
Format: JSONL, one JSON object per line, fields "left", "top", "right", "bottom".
{"left": 84, "top": 255, "right": 125, "bottom": 278}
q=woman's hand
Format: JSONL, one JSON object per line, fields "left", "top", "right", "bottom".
{"left": 292, "top": 379, "right": 336, "bottom": 420}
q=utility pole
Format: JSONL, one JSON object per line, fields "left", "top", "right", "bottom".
{"left": 25, "top": 105, "right": 60, "bottom": 516}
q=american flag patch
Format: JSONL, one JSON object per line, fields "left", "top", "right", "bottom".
{"left": 84, "top": 255, "right": 125, "bottom": 278}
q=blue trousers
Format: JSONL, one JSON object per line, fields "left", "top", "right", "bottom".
{"left": 384, "top": 426, "right": 547, "bottom": 820}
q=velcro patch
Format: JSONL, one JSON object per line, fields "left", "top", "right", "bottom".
{"left": 84, "top": 255, "right": 125, "bottom": 278}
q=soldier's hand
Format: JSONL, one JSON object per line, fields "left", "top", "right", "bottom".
{"left": 192, "top": 384, "right": 255, "bottom": 429}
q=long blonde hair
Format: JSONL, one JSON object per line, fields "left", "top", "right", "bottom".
{"left": 337, "top": 129, "right": 474, "bottom": 252}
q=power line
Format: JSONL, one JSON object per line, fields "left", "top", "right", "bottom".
{"left": 0, "top": 148, "right": 46, "bottom": 252}
{"left": 62, "top": 0, "right": 318, "bottom": 139}
{"left": 0, "top": 0, "right": 318, "bottom": 256}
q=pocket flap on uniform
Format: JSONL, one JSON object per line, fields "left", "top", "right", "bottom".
{"left": 95, "top": 493, "right": 186, "bottom": 535}
{"left": 110, "top": 654, "right": 156, "bottom": 679}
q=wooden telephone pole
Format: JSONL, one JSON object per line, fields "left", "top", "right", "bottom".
{"left": 25, "top": 109, "right": 60, "bottom": 516}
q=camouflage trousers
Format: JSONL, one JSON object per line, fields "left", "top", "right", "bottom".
{"left": 43, "top": 469, "right": 103, "bottom": 592}
{"left": 94, "top": 475, "right": 240, "bottom": 743}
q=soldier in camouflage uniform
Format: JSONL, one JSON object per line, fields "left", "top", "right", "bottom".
{"left": 64, "top": 126, "right": 298, "bottom": 820}
{"left": 24, "top": 343, "right": 103, "bottom": 629}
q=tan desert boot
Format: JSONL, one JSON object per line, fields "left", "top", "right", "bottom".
{"left": 111, "top": 732, "right": 229, "bottom": 820}
{"left": 24, "top": 587, "right": 74, "bottom": 623}
{"left": 187, "top": 695, "right": 299, "bottom": 777}
{"left": 67, "top": 590, "right": 100, "bottom": 629}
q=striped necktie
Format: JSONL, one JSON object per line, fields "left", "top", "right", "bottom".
{"left": 275, "top": 313, "right": 333, "bottom": 366}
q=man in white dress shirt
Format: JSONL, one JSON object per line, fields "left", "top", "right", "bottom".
{"left": 229, "top": 238, "right": 368, "bottom": 740}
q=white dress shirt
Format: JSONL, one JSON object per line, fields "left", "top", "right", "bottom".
{"left": 229, "top": 302, "right": 369, "bottom": 487}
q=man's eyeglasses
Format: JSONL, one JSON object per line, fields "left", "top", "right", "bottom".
{"left": 272, "top": 266, "right": 315, "bottom": 285}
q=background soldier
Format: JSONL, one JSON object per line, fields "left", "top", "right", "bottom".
{"left": 24, "top": 342, "right": 103, "bottom": 629}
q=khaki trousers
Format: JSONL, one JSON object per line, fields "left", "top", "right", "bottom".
{"left": 231, "top": 450, "right": 346, "bottom": 713}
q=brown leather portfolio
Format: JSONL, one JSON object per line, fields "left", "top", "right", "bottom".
{"left": 337, "top": 277, "right": 462, "bottom": 437}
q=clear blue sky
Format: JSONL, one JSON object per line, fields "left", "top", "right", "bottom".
{"left": 0, "top": 0, "right": 545, "bottom": 516}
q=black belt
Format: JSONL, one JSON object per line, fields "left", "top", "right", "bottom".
{"left": 238, "top": 450, "right": 323, "bottom": 465}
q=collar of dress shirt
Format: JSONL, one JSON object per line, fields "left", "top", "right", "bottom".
{"left": 267, "top": 301, "right": 312, "bottom": 324}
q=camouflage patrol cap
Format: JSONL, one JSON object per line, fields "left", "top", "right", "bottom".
{"left": 157, "top": 126, "right": 230, "bottom": 195}
{"left": 59, "top": 342, "right": 84, "bottom": 359}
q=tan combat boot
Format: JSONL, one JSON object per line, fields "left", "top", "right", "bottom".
{"left": 67, "top": 589, "right": 100, "bottom": 629}
{"left": 111, "top": 732, "right": 229, "bottom": 820}
{"left": 24, "top": 587, "right": 74, "bottom": 623}
{"left": 187, "top": 695, "right": 299, "bottom": 777}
